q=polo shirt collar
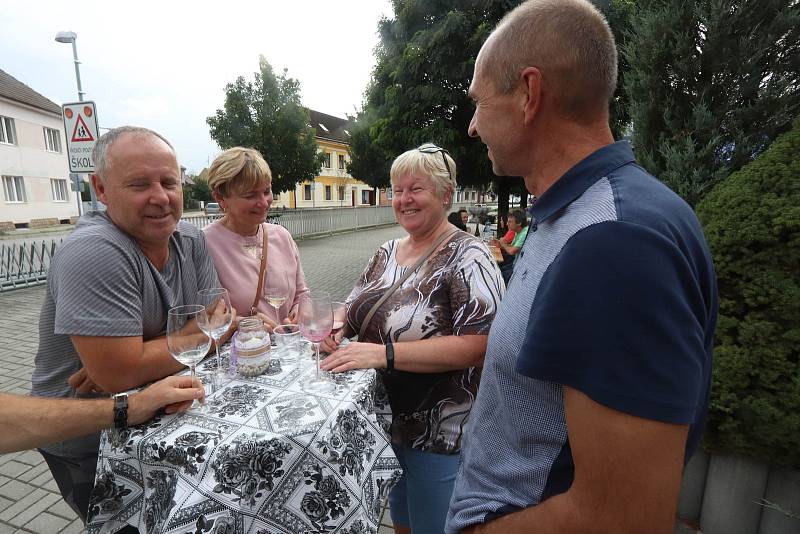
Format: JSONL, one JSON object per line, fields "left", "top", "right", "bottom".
{"left": 530, "top": 140, "right": 635, "bottom": 225}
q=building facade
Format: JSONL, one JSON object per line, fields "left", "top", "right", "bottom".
{"left": 272, "top": 109, "right": 377, "bottom": 209}
{"left": 0, "top": 69, "right": 77, "bottom": 229}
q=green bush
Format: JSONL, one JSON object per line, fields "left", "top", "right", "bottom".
{"left": 697, "top": 119, "right": 800, "bottom": 467}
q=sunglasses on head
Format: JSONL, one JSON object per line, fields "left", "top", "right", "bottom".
{"left": 418, "top": 144, "right": 452, "bottom": 182}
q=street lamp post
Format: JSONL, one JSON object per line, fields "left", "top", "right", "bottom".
{"left": 55, "top": 31, "right": 98, "bottom": 212}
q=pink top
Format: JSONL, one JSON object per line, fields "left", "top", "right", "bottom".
{"left": 203, "top": 221, "right": 309, "bottom": 322}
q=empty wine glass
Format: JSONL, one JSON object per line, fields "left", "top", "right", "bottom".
{"left": 265, "top": 270, "right": 289, "bottom": 322}
{"left": 299, "top": 293, "right": 334, "bottom": 394}
{"left": 167, "top": 304, "right": 211, "bottom": 407}
{"left": 197, "top": 288, "right": 233, "bottom": 385}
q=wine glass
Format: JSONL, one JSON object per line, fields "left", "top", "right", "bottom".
{"left": 197, "top": 288, "right": 233, "bottom": 386}
{"left": 167, "top": 305, "right": 211, "bottom": 407}
{"left": 299, "top": 293, "right": 335, "bottom": 394}
{"left": 265, "top": 270, "right": 289, "bottom": 322}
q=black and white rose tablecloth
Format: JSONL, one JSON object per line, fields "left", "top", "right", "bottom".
{"left": 86, "top": 351, "right": 399, "bottom": 534}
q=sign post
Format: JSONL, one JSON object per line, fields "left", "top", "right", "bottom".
{"left": 62, "top": 101, "right": 100, "bottom": 211}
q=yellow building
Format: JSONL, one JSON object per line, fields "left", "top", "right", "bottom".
{"left": 272, "top": 109, "right": 376, "bottom": 209}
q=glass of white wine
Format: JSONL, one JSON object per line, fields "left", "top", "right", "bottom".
{"left": 167, "top": 304, "right": 211, "bottom": 408}
{"left": 197, "top": 288, "right": 233, "bottom": 386}
{"left": 265, "top": 270, "right": 289, "bottom": 321}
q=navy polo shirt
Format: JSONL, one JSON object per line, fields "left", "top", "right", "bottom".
{"left": 446, "top": 141, "right": 717, "bottom": 533}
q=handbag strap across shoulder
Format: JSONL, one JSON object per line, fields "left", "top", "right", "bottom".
{"left": 250, "top": 223, "right": 269, "bottom": 316}
{"left": 358, "top": 229, "right": 457, "bottom": 340}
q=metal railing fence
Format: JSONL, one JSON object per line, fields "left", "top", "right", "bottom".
{"left": 0, "top": 202, "right": 490, "bottom": 292}
{"left": 0, "top": 239, "right": 61, "bottom": 291}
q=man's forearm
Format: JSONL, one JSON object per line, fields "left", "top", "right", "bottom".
{"left": 467, "top": 488, "right": 673, "bottom": 534}
{"left": 0, "top": 393, "right": 112, "bottom": 454}
{"left": 118, "top": 337, "right": 185, "bottom": 392}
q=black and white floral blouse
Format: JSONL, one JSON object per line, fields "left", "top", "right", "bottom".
{"left": 346, "top": 231, "right": 504, "bottom": 454}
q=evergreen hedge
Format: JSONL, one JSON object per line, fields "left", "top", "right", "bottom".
{"left": 696, "top": 118, "right": 800, "bottom": 467}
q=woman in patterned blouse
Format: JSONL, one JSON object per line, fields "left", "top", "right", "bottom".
{"left": 321, "top": 143, "right": 505, "bottom": 534}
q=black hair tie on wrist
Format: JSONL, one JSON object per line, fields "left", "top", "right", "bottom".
{"left": 385, "top": 337, "right": 395, "bottom": 372}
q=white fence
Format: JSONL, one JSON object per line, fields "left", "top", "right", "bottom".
{"left": 0, "top": 203, "right": 487, "bottom": 291}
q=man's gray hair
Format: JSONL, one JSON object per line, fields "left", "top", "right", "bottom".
{"left": 92, "top": 126, "right": 174, "bottom": 180}
{"left": 485, "top": 0, "right": 618, "bottom": 121}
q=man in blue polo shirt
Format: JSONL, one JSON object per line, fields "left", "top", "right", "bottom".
{"left": 446, "top": 0, "right": 717, "bottom": 532}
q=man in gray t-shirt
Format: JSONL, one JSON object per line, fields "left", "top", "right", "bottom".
{"left": 31, "top": 126, "right": 219, "bottom": 522}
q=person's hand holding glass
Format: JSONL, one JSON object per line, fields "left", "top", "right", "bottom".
{"left": 299, "top": 293, "right": 334, "bottom": 394}
{"left": 197, "top": 288, "right": 233, "bottom": 385}
{"left": 167, "top": 305, "right": 211, "bottom": 408}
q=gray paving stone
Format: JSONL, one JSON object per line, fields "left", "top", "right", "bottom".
{"left": 28, "top": 471, "right": 53, "bottom": 488}
{"left": 0, "top": 455, "right": 20, "bottom": 468}
{"left": 378, "top": 526, "right": 394, "bottom": 534}
{"left": 11, "top": 452, "right": 41, "bottom": 468}
{"left": 0, "top": 476, "right": 10, "bottom": 488}
{"left": 3, "top": 489, "right": 59, "bottom": 526}
{"left": 0, "top": 497, "right": 10, "bottom": 513}
{"left": 0, "top": 463, "right": 28, "bottom": 480}
{"left": 0, "top": 488, "right": 47, "bottom": 523}
{"left": 0, "top": 480, "right": 33, "bottom": 501}
{"left": 46, "top": 498, "right": 78, "bottom": 521}
{"left": 16, "top": 462, "right": 49, "bottom": 483}
{"left": 23, "top": 512, "right": 70, "bottom": 533}
{"left": 58, "top": 518, "right": 85, "bottom": 534}
{"left": 0, "top": 524, "right": 15, "bottom": 534}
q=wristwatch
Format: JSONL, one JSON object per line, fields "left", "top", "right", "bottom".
{"left": 113, "top": 393, "right": 129, "bottom": 431}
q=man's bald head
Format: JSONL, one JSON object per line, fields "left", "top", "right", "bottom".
{"left": 480, "top": 0, "right": 618, "bottom": 123}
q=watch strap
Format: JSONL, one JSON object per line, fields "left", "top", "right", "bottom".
{"left": 113, "top": 393, "right": 129, "bottom": 430}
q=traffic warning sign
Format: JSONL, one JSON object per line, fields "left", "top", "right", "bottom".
{"left": 62, "top": 101, "right": 100, "bottom": 173}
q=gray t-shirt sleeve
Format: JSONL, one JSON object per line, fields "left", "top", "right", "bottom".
{"left": 190, "top": 227, "right": 220, "bottom": 291}
{"left": 51, "top": 237, "right": 144, "bottom": 337}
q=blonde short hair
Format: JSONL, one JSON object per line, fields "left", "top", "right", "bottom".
{"left": 389, "top": 143, "right": 457, "bottom": 209}
{"left": 485, "top": 0, "right": 618, "bottom": 122}
{"left": 208, "top": 147, "right": 272, "bottom": 198}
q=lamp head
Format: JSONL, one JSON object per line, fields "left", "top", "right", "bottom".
{"left": 55, "top": 31, "right": 77, "bottom": 43}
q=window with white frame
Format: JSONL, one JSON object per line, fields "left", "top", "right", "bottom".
{"left": 304, "top": 184, "right": 312, "bottom": 200}
{"left": 2, "top": 176, "right": 27, "bottom": 203}
{"left": 44, "top": 127, "right": 62, "bottom": 153}
{"left": 386, "top": 188, "right": 393, "bottom": 200}
{"left": 0, "top": 116, "right": 17, "bottom": 145}
{"left": 325, "top": 185, "right": 332, "bottom": 201}
{"left": 338, "top": 186, "right": 345, "bottom": 200}
{"left": 51, "top": 178, "right": 68, "bottom": 201}
{"left": 361, "top": 190, "right": 370, "bottom": 205}
{"left": 323, "top": 152, "right": 331, "bottom": 168}
{"left": 338, "top": 154, "right": 345, "bottom": 170}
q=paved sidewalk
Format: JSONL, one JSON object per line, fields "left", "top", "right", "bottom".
{"left": 0, "top": 225, "right": 404, "bottom": 533}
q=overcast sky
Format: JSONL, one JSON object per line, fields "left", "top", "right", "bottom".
{"left": 1, "top": 0, "right": 393, "bottom": 173}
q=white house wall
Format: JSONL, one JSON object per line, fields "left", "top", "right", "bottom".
{"left": 0, "top": 98, "right": 77, "bottom": 225}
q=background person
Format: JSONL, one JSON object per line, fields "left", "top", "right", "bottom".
{"left": 1, "top": 376, "right": 204, "bottom": 454}
{"left": 321, "top": 143, "right": 504, "bottom": 534}
{"left": 458, "top": 208, "right": 470, "bottom": 229}
{"left": 448, "top": 210, "right": 468, "bottom": 231}
{"left": 203, "top": 147, "right": 309, "bottom": 331}
{"left": 446, "top": 0, "right": 717, "bottom": 532}
{"left": 491, "top": 209, "right": 528, "bottom": 255}
{"left": 31, "top": 126, "right": 221, "bottom": 522}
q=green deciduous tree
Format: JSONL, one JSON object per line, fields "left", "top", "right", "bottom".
{"left": 624, "top": 0, "right": 800, "bottom": 207}
{"left": 697, "top": 118, "right": 800, "bottom": 466}
{"left": 207, "top": 56, "right": 322, "bottom": 193}
{"left": 348, "top": 0, "right": 525, "bottom": 192}
{"left": 349, "top": 0, "right": 635, "bottom": 218}
{"left": 189, "top": 176, "right": 213, "bottom": 203}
